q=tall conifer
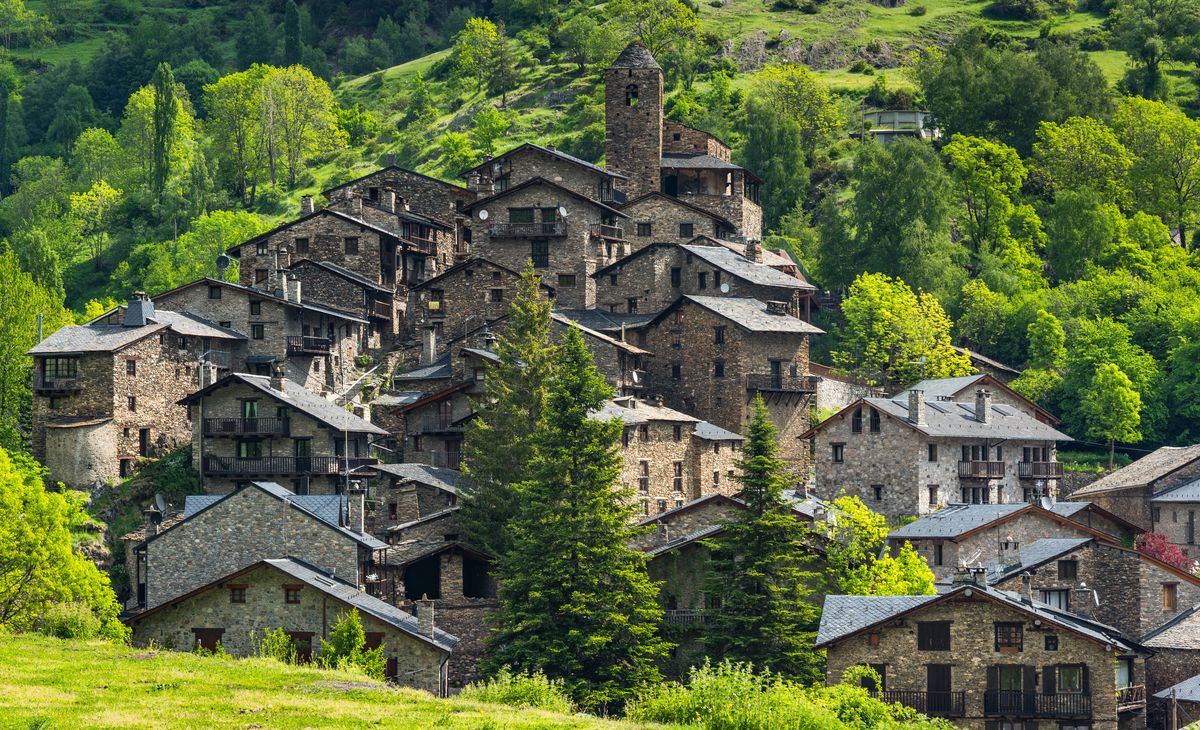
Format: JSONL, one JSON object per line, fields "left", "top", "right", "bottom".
{"left": 150, "top": 62, "right": 176, "bottom": 197}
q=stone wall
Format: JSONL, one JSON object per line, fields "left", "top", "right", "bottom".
{"left": 632, "top": 497, "right": 742, "bottom": 551}
{"left": 287, "top": 259, "right": 389, "bottom": 345}
{"left": 385, "top": 510, "right": 460, "bottom": 564}
{"left": 619, "top": 197, "right": 728, "bottom": 254}
{"left": 1146, "top": 646, "right": 1200, "bottom": 729}
{"left": 477, "top": 146, "right": 612, "bottom": 203}
{"left": 409, "top": 259, "right": 541, "bottom": 344}
{"left": 327, "top": 167, "right": 472, "bottom": 230}
{"left": 1149, "top": 501, "right": 1200, "bottom": 556}
{"left": 129, "top": 562, "right": 448, "bottom": 695}
{"left": 234, "top": 213, "right": 386, "bottom": 295}
{"left": 605, "top": 64, "right": 663, "bottom": 201}
{"left": 145, "top": 485, "right": 366, "bottom": 607}
{"left": 663, "top": 119, "right": 730, "bottom": 161}
{"left": 824, "top": 592, "right": 1129, "bottom": 730}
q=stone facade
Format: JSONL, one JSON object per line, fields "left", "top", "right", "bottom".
{"left": 139, "top": 484, "right": 378, "bottom": 608}
{"left": 409, "top": 258, "right": 555, "bottom": 345}
{"left": 663, "top": 119, "right": 731, "bottom": 160}
{"left": 324, "top": 166, "right": 474, "bottom": 230}
{"left": 822, "top": 589, "right": 1143, "bottom": 730}
{"left": 463, "top": 144, "right": 621, "bottom": 205}
{"left": 127, "top": 561, "right": 449, "bottom": 695}
{"left": 605, "top": 44, "right": 664, "bottom": 201}
{"left": 287, "top": 259, "right": 393, "bottom": 346}
{"left": 550, "top": 314, "right": 652, "bottom": 397}
{"left": 1148, "top": 499, "right": 1200, "bottom": 557}
{"left": 618, "top": 194, "right": 733, "bottom": 251}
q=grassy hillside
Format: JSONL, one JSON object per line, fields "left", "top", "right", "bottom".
{"left": 0, "top": 633, "right": 673, "bottom": 729}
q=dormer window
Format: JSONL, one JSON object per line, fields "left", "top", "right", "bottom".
{"left": 625, "top": 84, "right": 639, "bottom": 107}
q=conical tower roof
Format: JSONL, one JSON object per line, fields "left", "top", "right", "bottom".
{"left": 610, "top": 41, "right": 661, "bottom": 70}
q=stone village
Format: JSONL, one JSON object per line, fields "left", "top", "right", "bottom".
{"left": 25, "top": 42, "right": 1200, "bottom": 729}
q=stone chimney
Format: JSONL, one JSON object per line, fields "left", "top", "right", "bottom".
{"left": 288, "top": 279, "right": 302, "bottom": 304}
{"left": 420, "top": 325, "right": 437, "bottom": 366}
{"left": 908, "top": 389, "right": 926, "bottom": 426}
{"left": 975, "top": 390, "right": 992, "bottom": 424}
{"left": 347, "top": 487, "right": 366, "bottom": 534}
{"left": 382, "top": 190, "right": 396, "bottom": 213}
{"left": 271, "top": 363, "right": 287, "bottom": 392}
{"left": 765, "top": 300, "right": 789, "bottom": 316}
{"left": 351, "top": 195, "right": 363, "bottom": 218}
{"left": 745, "top": 239, "right": 762, "bottom": 263}
{"left": 300, "top": 195, "right": 314, "bottom": 216}
{"left": 653, "top": 394, "right": 665, "bottom": 407}
{"left": 143, "top": 504, "right": 163, "bottom": 536}
{"left": 415, "top": 595, "right": 435, "bottom": 638}
{"left": 1020, "top": 570, "right": 1034, "bottom": 604}
{"left": 123, "top": 292, "right": 155, "bottom": 327}
{"left": 1073, "top": 582, "right": 1096, "bottom": 617}
{"left": 999, "top": 535, "right": 1022, "bottom": 572}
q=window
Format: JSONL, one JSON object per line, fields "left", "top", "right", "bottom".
{"left": 508, "top": 207, "right": 535, "bottom": 224}
{"left": 625, "top": 84, "right": 639, "bottom": 107}
{"left": 869, "top": 408, "right": 881, "bottom": 433}
{"left": 255, "top": 268, "right": 268, "bottom": 284}
{"left": 994, "top": 622, "right": 1023, "bottom": 651}
{"left": 851, "top": 407, "right": 863, "bottom": 433}
{"left": 177, "top": 335, "right": 188, "bottom": 350}
{"left": 638, "top": 461, "right": 649, "bottom": 493}
{"left": 637, "top": 222, "right": 652, "bottom": 237}
{"left": 126, "top": 360, "right": 137, "bottom": 376}
{"left": 284, "top": 586, "right": 301, "bottom": 604}
{"left": 119, "top": 458, "right": 132, "bottom": 477}
{"left": 251, "top": 324, "right": 265, "bottom": 340}
{"left": 219, "top": 321, "right": 232, "bottom": 328}
{"left": 256, "top": 241, "right": 268, "bottom": 255}
{"left": 530, "top": 240, "right": 549, "bottom": 268}
{"left": 670, "top": 267, "right": 681, "bottom": 287}
{"left": 48, "top": 397, "right": 62, "bottom": 410}
{"left": 657, "top": 499, "right": 667, "bottom": 513}
{"left": 558, "top": 274, "right": 576, "bottom": 288}
{"left": 627, "top": 297, "right": 638, "bottom": 313}
{"left": 490, "top": 288, "right": 504, "bottom": 303}
{"left": 250, "top": 300, "right": 262, "bottom": 316}
{"left": 714, "top": 326, "right": 726, "bottom": 344}
{"left": 832, "top": 444, "right": 845, "bottom": 463}
{"left": 714, "top": 360, "right": 725, "bottom": 378}
{"left": 344, "top": 236, "right": 359, "bottom": 254}
{"left": 671, "top": 362, "right": 681, "bottom": 380}
{"left": 229, "top": 586, "right": 246, "bottom": 604}
{"left": 1153, "top": 508, "right": 1161, "bottom": 522}
{"left": 916, "top": 621, "right": 950, "bottom": 651}
{"left": 1057, "top": 560, "right": 1078, "bottom": 580}
{"left": 1041, "top": 590, "right": 1070, "bottom": 610}
{"left": 41, "top": 357, "right": 78, "bottom": 381}
{"left": 673, "top": 425, "right": 682, "bottom": 441}
{"left": 638, "top": 425, "right": 649, "bottom": 442}
{"left": 872, "top": 484, "right": 883, "bottom": 501}
{"left": 238, "top": 440, "right": 263, "bottom": 459}
{"left": 127, "top": 396, "right": 136, "bottom": 411}
{"left": 713, "top": 469, "right": 720, "bottom": 486}
{"left": 641, "top": 499, "right": 649, "bottom": 516}
{"left": 1163, "top": 583, "right": 1179, "bottom": 611}
{"left": 928, "top": 485, "right": 938, "bottom": 507}
{"left": 679, "top": 223, "right": 694, "bottom": 238}
{"left": 607, "top": 274, "right": 618, "bottom": 287}
{"left": 1056, "top": 665, "right": 1085, "bottom": 694}
{"left": 1045, "top": 635, "right": 1059, "bottom": 651}
{"left": 295, "top": 237, "right": 309, "bottom": 253}
{"left": 673, "top": 461, "right": 684, "bottom": 492}
{"left": 698, "top": 272, "right": 707, "bottom": 289}
{"left": 208, "top": 285, "right": 222, "bottom": 299}
{"left": 713, "top": 270, "right": 722, "bottom": 288}
{"left": 933, "top": 542, "right": 944, "bottom": 566}
{"left": 928, "top": 444, "right": 938, "bottom": 461}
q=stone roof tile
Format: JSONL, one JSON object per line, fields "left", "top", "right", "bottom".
{"left": 1072, "top": 445, "right": 1200, "bottom": 497}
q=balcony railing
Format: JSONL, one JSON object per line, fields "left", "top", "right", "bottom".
{"left": 202, "top": 417, "right": 290, "bottom": 437}
{"left": 1018, "top": 461, "right": 1064, "bottom": 479}
{"left": 200, "top": 350, "right": 232, "bottom": 369}
{"left": 983, "top": 690, "right": 1091, "bottom": 719}
{"left": 488, "top": 222, "right": 566, "bottom": 238}
{"left": 400, "top": 233, "right": 437, "bottom": 254}
{"left": 664, "top": 609, "right": 710, "bottom": 625}
{"left": 590, "top": 223, "right": 625, "bottom": 240}
{"left": 286, "top": 336, "right": 333, "bottom": 355}
{"left": 417, "top": 415, "right": 461, "bottom": 433}
{"left": 369, "top": 300, "right": 393, "bottom": 320}
{"left": 1117, "top": 685, "right": 1145, "bottom": 712}
{"left": 746, "top": 373, "right": 818, "bottom": 394}
{"left": 873, "top": 691, "right": 965, "bottom": 718}
{"left": 202, "top": 455, "right": 376, "bottom": 475}
{"left": 410, "top": 450, "right": 462, "bottom": 470}
{"left": 959, "top": 461, "right": 1006, "bottom": 478}
{"left": 34, "top": 373, "right": 82, "bottom": 393}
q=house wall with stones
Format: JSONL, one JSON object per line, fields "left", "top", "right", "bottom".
{"left": 617, "top": 413, "right": 737, "bottom": 520}
{"left": 326, "top": 167, "right": 472, "bottom": 230}
{"left": 550, "top": 317, "right": 650, "bottom": 397}
{"left": 632, "top": 498, "right": 743, "bottom": 551}
{"left": 409, "top": 260, "right": 548, "bottom": 344}
{"left": 471, "top": 147, "right": 616, "bottom": 203}
{"left": 1149, "top": 500, "right": 1200, "bottom": 556}
{"left": 823, "top": 594, "right": 1134, "bottom": 730}
{"left": 404, "top": 547, "right": 496, "bottom": 687}
{"left": 288, "top": 260, "right": 389, "bottom": 346}
{"left": 324, "top": 196, "right": 457, "bottom": 277}
{"left": 663, "top": 120, "right": 730, "bottom": 160}
{"left": 619, "top": 197, "right": 729, "bottom": 253}
{"left": 373, "top": 480, "right": 456, "bottom": 531}
{"left": 128, "top": 562, "right": 448, "bottom": 695}
{"left": 144, "top": 486, "right": 369, "bottom": 607}
{"left": 1145, "top": 643, "right": 1200, "bottom": 728}
{"left": 233, "top": 214, "right": 388, "bottom": 294}
{"left": 399, "top": 390, "right": 473, "bottom": 469}
{"left": 385, "top": 510, "right": 461, "bottom": 564}
{"left": 605, "top": 61, "right": 663, "bottom": 201}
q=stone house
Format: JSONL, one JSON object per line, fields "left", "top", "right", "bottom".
{"left": 28, "top": 294, "right": 243, "bottom": 488}
{"left": 129, "top": 480, "right": 387, "bottom": 610}
{"left": 550, "top": 313, "right": 653, "bottom": 396}
{"left": 809, "top": 363, "right": 885, "bottom": 414}
{"left": 125, "top": 558, "right": 456, "bottom": 696}
{"left": 817, "top": 582, "right": 1147, "bottom": 730}
{"left": 388, "top": 380, "right": 476, "bottom": 471}
{"left": 887, "top": 502, "right": 1134, "bottom": 583}
{"left": 151, "top": 277, "right": 367, "bottom": 393}
{"left": 179, "top": 371, "right": 386, "bottom": 495}
{"left": 619, "top": 192, "right": 736, "bottom": 249}
{"left": 407, "top": 257, "right": 556, "bottom": 344}
{"left": 461, "top": 177, "right": 630, "bottom": 309}
{"left": 592, "top": 240, "right": 815, "bottom": 319}
{"left": 1147, "top": 480, "right": 1200, "bottom": 555}
{"left": 689, "top": 234, "right": 805, "bottom": 279}
{"left": 1071, "top": 445, "right": 1200, "bottom": 536}
{"left": 1142, "top": 608, "right": 1200, "bottom": 729}
{"left": 322, "top": 165, "right": 474, "bottom": 232}
{"left": 462, "top": 142, "right": 626, "bottom": 206}
{"left": 633, "top": 295, "right": 823, "bottom": 467}
{"left": 287, "top": 258, "right": 397, "bottom": 346}
{"left": 806, "top": 389, "right": 1071, "bottom": 523}
{"left": 370, "top": 462, "right": 462, "bottom": 532}
{"left": 898, "top": 374, "right": 1063, "bottom": 426}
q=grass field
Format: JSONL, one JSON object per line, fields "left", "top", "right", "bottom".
{"left": 0, "top": 634, "right": 674, "bottom": 729}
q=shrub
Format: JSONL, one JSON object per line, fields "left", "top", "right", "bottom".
{"left": 39, "top": 602, "right": 101, "bottom": 640}
{"left": 908, "top": 4, "right": 928, "bottom": 14}
{"left": 460, "top": 668, "right": 575, "bottom": 713}
{"left": 319, "top": 609, "right": 385, "bottom": 680}
{"left": 256, "top": 627, "right": 298, "bottom": 665}
{"left": 850, "top": 60, "right": 875, "bottom": 74}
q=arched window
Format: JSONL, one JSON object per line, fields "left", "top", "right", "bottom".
{"left": 869, "top": 408, "right": 881, "bottom": 433}
{"left": 851, "top": 407, "right": 863, "bottom": 434}
{"left": 625, "top": 84, "right": 639, "bottom": 107}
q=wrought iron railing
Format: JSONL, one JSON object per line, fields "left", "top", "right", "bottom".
{"left": 202, "top": 455, "right": 376, "bottom": 475}
{"left": 286, "top": 336, "right": 333, "bottom": 355}
{"left": 745, "top": 373, "right": 818, "bottom": 393}
{"left": 664, "top": 609, "right": 710, "bottom": 625}
{"left": 202, "top": 417, "right": 290, "bottom": 437}
{"left": 488, "top": 222, "right": 566, "bottom": 238}
{"left": 873, "top": 690, "right": 966, "bottom": 718}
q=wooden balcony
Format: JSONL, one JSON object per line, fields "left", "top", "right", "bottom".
{"left": 746, "top": 373, "right": 818, "bottom": 394}
{"left": 286, "top": 336, "right": 333, "bottom": 356}
{"left": 202, "top": 455, "right": 376, "bottom": 476}
{"left": 400, "top": 233, "right": 436, "bottom": 254}
{"left": 1117, "top": 685, "right": 1145, "bottom": 712}
{"left": 1018, "top": 461, "right": 1064, "bottom": 479}
{"left": 664, "top": 609, "right": 710, "bottom": 626}
{"left": 202, "top": 417, "right": 290, "bottom": 437}
{"left": 411, "top": 450, "right": 462, "bottom": 470}
{"left": 34, "top": 373, "right": 82, "bottom": 394}
{"left": 983, "top": 690, "right": 1091, "bottom": 719}
{"left": 590, "top": 223, "right": 625, "bottom": 240}
{"left": 488, "top": 221, "right": 566, "bottom": 238}
{"left": 368, "top": 300, "right": 393, "bottom": 320}
{"left": 959, "top": 461, "right": 1006, "bottom": 478}
{"left": 872, "top": 691, "right": 965, "bottom": 718}
{"left": 417, "top": 415, "right": 462, "bottom": 433}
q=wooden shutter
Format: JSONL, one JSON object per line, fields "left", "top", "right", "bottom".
{"left": 986, "top": 665, "right": 999, "bottom": 690}
{"left": 1043, "top": 665, "right": 1056, "bottom": 695}
{"left": 1023, "top": 665, "right": 1037, "bottom": 714}
{"left": 1081, "top": 664, "right": 1089, "bottom": 693}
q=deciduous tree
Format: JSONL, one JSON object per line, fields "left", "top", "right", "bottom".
{"left": 1082, "top": 362, "right": 1143, "bottom": 467}
{"left": 1113, "top": 97, "right": 1200, "bottom": 246}
{"left": 609, "top": 0, "right": 698, "bottom": 60}
{"left": 261, "top": 65, "right": 345, "bottom": 189}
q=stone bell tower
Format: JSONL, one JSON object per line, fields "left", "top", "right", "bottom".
{"left": 604, "top": 41, "right": 664, "bottom": 201}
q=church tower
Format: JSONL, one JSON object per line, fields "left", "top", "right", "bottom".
{"left": 604, "top": 41, "right": 663, "bottom": 201}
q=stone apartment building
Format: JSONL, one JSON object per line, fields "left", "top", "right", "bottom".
{"left": 370, "top": 463, "right": 461, "bottom": 531}
{"left": 151, "top": 277, "right": 367, "bottom": 393}
{"left": 125, "top": 557, "right": 456, "bottom": 696}
{"left": 407, "top": 257, "right": 556, "bottom": 344}
{"left": 323, "top": 165, "right": 474, "bottom": 233}
{"left": 179, "top": 371, "right": 386, "bottom": 495}
{"left": 1071, "top": 445, "right": 1200, "bottom": 547}
{"left": 28, "top": 293, "right": 243, "bottom": 488}
{"left": 634, "top": 295, "right": 823, "bottom": 466}
{"left": 817, "top": 582, "right": 1147, "bottom": 730}
{"left": 806, "top": 388, "right": 1071, "bottom": 523}
{"left": 462, "top": 142, "right": 626, "bottom": 207}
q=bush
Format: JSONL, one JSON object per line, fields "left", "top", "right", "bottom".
{"left": 908, "top": 3, "right": 928, "bottom": 14}
{"left": 39, "top": 602, "right": 101, "bottom": 640}
{"left": 460, "top": 668, "right": 575, "bottom": 713}
{"left": 319, "top": 609, "right": 385, "bottom": 680}
{"left": 256, "top": 627, "right": 298, "bottom": 665}
{"left": 850, "top": 60, "right": 875, "bottom": 74}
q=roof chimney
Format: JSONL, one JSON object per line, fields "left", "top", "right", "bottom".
{"left": 975, "top": 389, "right": 993, "bottom": 424}
{"left": 270, "top": 363, "right": 287, "bottom": 392}
{"left": 347, "top": 486, "right": 366, "bottom": 534}
{"left": 765, "top": 300, "right": 788, "bottom": 316}
{"left": 999, "top": 535, "right": 1022, "bottom": 572}
{"left": 1073, "top": 582, "right": 1097, "bottom": 618}
{"left": 288, "top": 279, "right": 301, "bottom": 304}
{"left": 745, "top": 239, "right": 762, "bottom": 263}
{"left": 300, "top": 195, "right": 314, "bottom": 216}
{"left": 123, "top": 292, "right": 155, "bottom": 327}
{"left": 351, "top": 195, "right": 363, "bottom": 218}
{"left": 908, "top": 389, "right": 926, "bottom": 426}
{"left": 415, "top": 595, "right": 435, "bottom": 638}
{"left": 420, "top": 325, "right": 438, "bottom": 366}
{"left": 383, "top": 190, "right": 396, "bottom": 213}
{"left": 1020, "top": 570, "right": 1034, "bottom": 604}
{"left": 143, "top": 504, "right": 163, "bottom": 536}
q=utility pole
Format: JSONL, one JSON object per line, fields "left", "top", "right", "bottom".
{"left": 1171, "top": 688, "right": 1178, "bottom": 730}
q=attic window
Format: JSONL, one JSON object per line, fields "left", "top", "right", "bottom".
{"left": 673, "top": 132, "right": 681, "bottom": 141}
{"left": 625, "top": 84, "right": 639, "bottom": 107}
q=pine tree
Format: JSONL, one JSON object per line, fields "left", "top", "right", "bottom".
{"left": 459, "top": 264, "right": 553, "bottom": 558}
{"left": 704, "top": 395, "right": 823, "bottom": 682}
{"left": 485, "top": 326, "right": 669, "bottom": 712}
{"left": 150, "top": 62, "right": 176, "bottom": 197}
{"left": 283, "top": 0, "right": 302, "bottom": 66}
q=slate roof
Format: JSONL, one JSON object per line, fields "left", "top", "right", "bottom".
{"left": 1142, "top": 604, "right": 1200, "bottom": 649}
{"left": 645, "top": 524, "right": 725, "bottom": 557}
{"left": 290, "top": 259, "right": 391, "bottom": 293}
{"left": 1072, "top": 445, "right": 1200, "bottom": 497}
{"left": 858, "top": 396, "right": 1069, "bottom": 441}
{"left": 148, "top": 310, "right": 247, "bottom": 339}
{"left": 553, "top": 308, "right": 659, "bottom": 332}
{"left": 233, "top": 208, "right": 406, "bottom": 254}
{"left": 1152, "top": 479, "right": 1200, "bottom": 503}
{"left": 661, "top": 153, "right": 745, "bottom": 171}
{"left": 899, "top": 375, "right": 990, "bottom": 401}
{"left": 982, "top": 538, "right": 1094, "bottom": 583}
{"left": 611, "top": 41, "right": 661, "bottom": 70}
{"left": 180, "top": 374, "right": 388, "bottom": 435}
{"left": 465, "top": 143, "right": 623, "bottom": 180}
{"left": 29, "top": 323, "right": 166, "bottom": 355}
{"left": 636, "top": 493, "right": 743, "bottom": 527}
{"left": 320, "top": 165, "right": 472, "bottom": 199}
{"left": 393, "top": 353, "right": 453, "bottom": 381}
{"left": 676, "top": 296, "right": 825, "bottom": 334}
{"left": 619, "top": 193, "right": 733, "bottom": 227}
{"left": 680, "top": 244, "right": 814, "bottom": 289}
{"left": 386, "top": 507, "right": 458, "bottom": 533}
{"left": 889, "top": 503, "right": 1098, "bottom": 540}
{"left": 595, "top": 397, "right": 699, "bottom": 425}
{"left": 373, "top": 391, "right": 424, "bottom": 407}
{"left": 549, "top": 313, "right": 653, "bottom": 356}
{"left": 693, "top": 235, "right": 796, "bottom": 270}
{"left": 373, "top": 463, "right": 466, "bottom": 495}
{"left": 693, "top": 421, "right": 744, "bottom": 441}
{"left": 461, "top": 177, "right": 628, "bottom": 217}
{"left": 1153, "top": 673, "right": 1200, "bottom": 702}
{"left": 154, "top": 278, "right": 368, "bottom": 324}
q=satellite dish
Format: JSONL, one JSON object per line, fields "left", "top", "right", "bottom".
{"left": 478, "top": 209, "right": 489, "bottom": 221}
{"left": 719, "top": 282, "right": 731, "bottom": 293}
{"left": 215, "top": 254, "right": 231, "bottom": 272}
{"left": 154, "top": 493, "right": 167, "bottom": 512}
{"left": 631, "top": 370, "right": 642, "bottom": 384}
{"left": 557, "top": 205, "right": 568, "bottom": 218}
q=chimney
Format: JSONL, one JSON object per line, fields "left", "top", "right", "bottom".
{"left": 765, "top": 300, "right": 789, "bottom": 316}
{"left": 300, "top": 195, "right": 314, "bottom": 216}
{"left": 415, "top": 595, "right": 435, "bottom": 638}
{"left": 653, "top": 394, "right": 665, "bottom": 407}
{"left": 123, "top": 292, "right": 155, "bottom": 327}
{"left": 278, "top": 271, "right": 289, "bottom": 300}
{"left": 201, "top": 361, "right": 218, "bottom": 388}
{"left": 1020, "top": 571, "right": 1034, "bottom": 604}
{"left": 999, "top": 535, "right": 1022, "bottom": 572}
{"left": 420, "top": 325, "right": 437, "bottom": 366}
{"left": 475, "top": 177, "right": 494, "bottom": 200}
{"left": 745, "top": 239, "right": 762, "bottom": 263}
{"left": 908, "top": 389, "right": 926, "bottom": 425}
{"left": 951, "top": 565, "right": 976, "bottom": 586}
{"left": 143, "top": 504, "right": 163, "bottom": 536}
{"left": 1073, "top": 582, "right": 1096, "bottom": 618}
{"left": 347, "top": 486, "right": 366, "bottom": 534}
{"left": 288, "top": 279, "right": 302, "bottom": 304}
{"left": 383, "top": 190, "right": 396, "bottom": 213}
{"left": 270, "top": 363, "right": 287, "bottom": 392}
{"left": 975, "top": 390, "right": 992, "bottom": 424}
{"left": 351, "top": 195, "right": 363, "bottom": 218}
